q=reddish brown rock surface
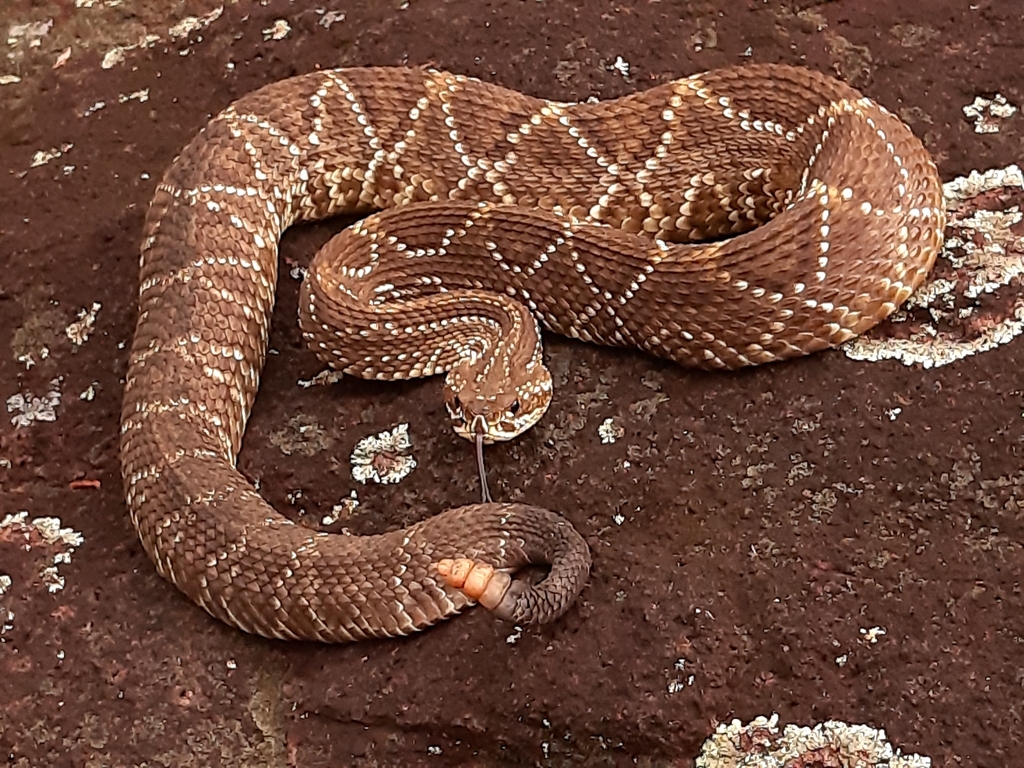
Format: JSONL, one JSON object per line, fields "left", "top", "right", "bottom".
{"left": 1, "top": 1, "right": 1021, "bottom": 765}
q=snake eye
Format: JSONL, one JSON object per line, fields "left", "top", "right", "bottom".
{"left": 509, "top": 399, "right": 521, "bottom": 415}
{"left": 447, "top": 395, "right": 463, "bottom": 418}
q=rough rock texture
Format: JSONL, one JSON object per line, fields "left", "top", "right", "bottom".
{"left": 1, "top": 1, "right": 1021, "bottom": 766}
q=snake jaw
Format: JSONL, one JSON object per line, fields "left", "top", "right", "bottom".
{"left": 444, "top": 360, "right": 554, "bottom": 444}
{"left": 448, "top": 389, "right": 553, "bottom": 444}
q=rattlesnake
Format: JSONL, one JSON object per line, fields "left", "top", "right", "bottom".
{"left": 120, "top": 64, "right": 945, "bottom": 642}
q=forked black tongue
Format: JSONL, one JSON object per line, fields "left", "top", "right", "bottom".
{"left": 474, "top": 424, "right": 493, "bottom": 503}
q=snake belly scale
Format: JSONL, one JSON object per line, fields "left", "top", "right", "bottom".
{"left": 120, "top": 63, "right": 945, "bottom": 642}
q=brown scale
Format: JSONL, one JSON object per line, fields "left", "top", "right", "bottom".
{"left": 121, "top": 63, "right": 945, "bottom": 642}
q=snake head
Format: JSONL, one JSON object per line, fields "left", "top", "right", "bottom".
{"left": 443, "top": 360, "right": 553, "bottom": 444}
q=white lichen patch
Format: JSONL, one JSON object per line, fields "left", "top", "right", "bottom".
{"left": 809, "top": 487, "right": 838, "bottom": 519}
{"left": 18, "top": 345, "right": 50, "bottom": 369}
{"left": 118, "top": 88, "right": 150, "bottom": 104}
{"left": 844, "top": 165, "right": 1024, "bottom": 368}
{"left": 7, "top": 378, "right": 62, "bottom": 427}
{"left": 791, "top": 415, "right": 820, "bottom": 434}
{"left": 741, "top": 462, "right": 775, "bottom": 489}
{"left": 7, "top": 18, "right": 53, "bottom": 48}
{"left": 944, "top": 165, "right": 1024, "bottom": 200}
{"left": 263, "top": 19, "right": 291, "bottom": 41}
{"left": 0, "top": 607, "right": 13, "bottom": 638}
{"left": 860, "top": 625, "right": 887, "bottom": 644}
{"left": 786, "top": 458, "right": 814, "bottom": 485}
{"left": 101, "top": 46, "right": 125, "bottom": 69}
{"left": 0, "top": 74, "right": 22, "bottom": 85}
{"left": 79, "top": 4, "right": 226, "bottom": 72}
{"left": 53, "top": 46, "right": 71, "bottom": 69}
{"left": 168, "top": 6, "right": 223, "bottom": 38}
{"left": 598, "top": 417, "right": 624, "bottom": 444}
{"left": 318, "top": 10, "right": 346, "bottom": 28}
{"left": 0, "top": 512, "right": 85, "bottom": 601}
{"left": 696, "top": 714, "right": 931, "bottom": 768}
{"left": 324, "top": 490, "right": 360, "bottom": 525}
{"left": 269, "top": 414, "right": 332, "bottom": 456}
{"left": 21, "top": 514, "right": 84, "bottom": 550}
{"left": 610, "top": 56, "right": 630, "bottom": 78}
{"left": 100, "top": 34, "right": 160, "bottom": 69}
{"left": 351, "top": 423, "right": 417, "bottom": 484}
{"left": 667, "top": 657, "right": 695, "bottom": 693}
{"left": 65, "top": 302, "right": 101, "bottom": 345}
{"left": 30, "top": 142, "right": 73, "bottom": 168}
{"left": 963, "top": 94, "right": 1017, "bottom": 133}
{"left": 298, "top": 369, "right": 344, "bottom": 388}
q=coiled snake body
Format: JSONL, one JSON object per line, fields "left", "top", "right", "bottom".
{"left": 120, "top": 64, "right": 944, "bottom": 642}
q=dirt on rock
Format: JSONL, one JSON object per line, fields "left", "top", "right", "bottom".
{"left": 1, "top": 1, "right": 1022, "bottom": 766}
